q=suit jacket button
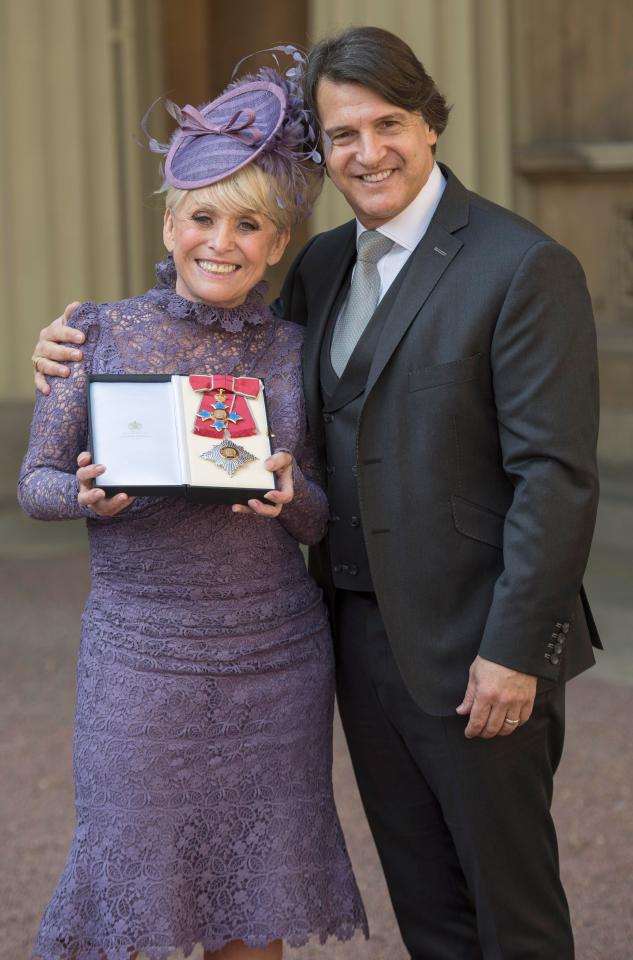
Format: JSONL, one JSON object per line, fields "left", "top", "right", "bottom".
{"left": 326, "top": 464, "right": 336, "bottom": 475}
{"left": 333, "top": 564, "right": 342, "bottom": 573}
{"left": 351, "top": 515, "right": 361, "bottom": 527}
{"left": 330, "top": 515, "right": 340, "bottom": 523}
{"left": 323, "top": 413, "right": 333, "bottom": 423}
{"left": 348, "top": 564, "right": 359, "bottom": 576}
{"left": 550, "top": 655, "right": 560, "bottom": 665}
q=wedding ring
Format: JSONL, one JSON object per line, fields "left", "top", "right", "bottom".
{"left": 32, "top": 355, "right": 44, "bottom": 373}
{"left": 503, "top": 717, "right": 519, "bottom": 725}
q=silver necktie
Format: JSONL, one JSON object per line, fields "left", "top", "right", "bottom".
{"left": 330, "top": 230, "right": 394, "bottom": 376}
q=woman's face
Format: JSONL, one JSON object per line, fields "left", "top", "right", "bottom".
{"left": 163, "top": 193, "right": 290, "bottom": 308}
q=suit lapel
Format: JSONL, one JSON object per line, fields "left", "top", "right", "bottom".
{"left": 301, "top": 166, "right": 472, "bottom": 427}
{"left": 322, "top": 323, "right": 375, "bottom": 412}
{"left": 323, "top": 252, "right": 416, "bottom": 413}
{"left": 302, "top": 223, "right": 356, "bottom": 432}
{"left": 363, "top": 167, "right": 470, "bottom": 404}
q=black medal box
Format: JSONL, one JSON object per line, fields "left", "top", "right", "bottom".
{"left": 87, "top": 375, "right": 276, "bottom": 504}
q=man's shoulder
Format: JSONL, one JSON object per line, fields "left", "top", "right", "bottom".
{"left": 468, "top": 190, "right": 550, "bottom": 244}
{"left": 298, "top": 220, "right": 356, "bottom": 265}
{"left": 465, "top": 191, "right": 585, "bottom": 282}
{"left": 311, "top": 219, "right": 357, "bottom": 243}
{"left": 439, "top": 166, "right": 563, "bottom": 258}
{"left": 277, "top": 220, "right": 356, "bottom": 316}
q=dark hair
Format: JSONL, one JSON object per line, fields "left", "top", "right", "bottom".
{"left": 304, "top": 26, "right": 450, "bottom": 151}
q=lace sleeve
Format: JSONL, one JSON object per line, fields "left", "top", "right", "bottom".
{"left": 18, "top": 302, "right": 151, "bottom": 523}
{"left": 265, "top": 325, "right": 329, "bottom": 546}
{"left": 277, "top": 427, "right": 329, "bottom": 546}
{"left": 17, "top": 302, "right": 104, "bottom": 520}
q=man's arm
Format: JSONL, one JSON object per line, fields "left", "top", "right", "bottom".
{"left": 32, "top": 302, "right": 84, "bottom": 394}
{"left": 457, "top": 239, "right": 599, "bottom": 738}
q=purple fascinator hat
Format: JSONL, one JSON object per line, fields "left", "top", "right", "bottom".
{"left": 144, "top": 45, "right": 323, "bottom": 224}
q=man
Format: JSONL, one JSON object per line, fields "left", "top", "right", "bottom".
{"left": 32, "top": 26, "right": 600, "bottom": 960}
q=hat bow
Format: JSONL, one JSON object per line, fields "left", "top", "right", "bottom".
{"left": 167, "top": 102, "right": 263, "bottom": 147}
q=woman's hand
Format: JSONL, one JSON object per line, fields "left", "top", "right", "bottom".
{"left": 32, "top": 302, "right": 84, "bottom": 394}
{"left": 76, "top": 451, "right": 135, "bottom": 517}
{"left": 231, "top": 451, "right": 294, "bottom": 518}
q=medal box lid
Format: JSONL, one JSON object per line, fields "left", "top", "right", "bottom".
{"left": 87, "top": 374, "right": 275, "bottom": 504}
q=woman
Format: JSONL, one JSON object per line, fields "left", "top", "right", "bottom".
{"left": 19, "top": 49, "right": 366, "bottom": 960}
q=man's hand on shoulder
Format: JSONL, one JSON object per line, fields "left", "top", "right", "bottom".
{"left": 32, "top": 302, "right": 84, "bottom": 395}
{"left": 456, "top": 655, "right": 537, "bottom": 739}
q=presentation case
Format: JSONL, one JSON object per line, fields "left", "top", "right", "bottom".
{"left": 87, "top": 374, "right": 275, "bottom": 504}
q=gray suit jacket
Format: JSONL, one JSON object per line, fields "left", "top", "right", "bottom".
{"left": 275, "top": 164, "right": 601, "bottom": 715}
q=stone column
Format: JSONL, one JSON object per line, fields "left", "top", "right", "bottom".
{"left": 0, "top": 0, "right": 164, "bottom": 402}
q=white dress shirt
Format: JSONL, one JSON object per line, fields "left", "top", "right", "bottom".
{"left": 355, "top": 162, "right": 447, "bottom": 303}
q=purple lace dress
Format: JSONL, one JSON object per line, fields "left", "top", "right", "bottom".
{"left": 18, "top": 260, "right": 367, "bottom": 960}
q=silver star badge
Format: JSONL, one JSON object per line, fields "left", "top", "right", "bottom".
{"left": 200, "top": 438, "right": 257, "bottom": 477}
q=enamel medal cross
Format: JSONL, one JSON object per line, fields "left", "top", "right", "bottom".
{"left": 189, "top": 377, "right": 260, "bottom": 477}
{"left": 196, "top": 388, "right": 243, "bottom": 433}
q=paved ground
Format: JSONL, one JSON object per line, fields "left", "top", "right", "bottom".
{"left": 1, "top": 506, "right": 632, "bottom": 960}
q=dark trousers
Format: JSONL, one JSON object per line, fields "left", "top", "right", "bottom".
{"left": 335, "top": 590, "right": 574, "bottom": 960}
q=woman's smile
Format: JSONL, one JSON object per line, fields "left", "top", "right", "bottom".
{"left": 163, "top": 192, "right": 290, "bottom": 308}
{"left": 196, "top": 259, "right": 240, "bottom": 275}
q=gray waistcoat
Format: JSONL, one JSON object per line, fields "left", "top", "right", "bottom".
{"left": 319, "top": 266, "right": 411, "bottom": 591}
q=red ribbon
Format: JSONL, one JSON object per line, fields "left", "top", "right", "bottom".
{"left": 189, "top": 375, "right": 261, "bottom": 439}
{"left": 189, "top": 375, "right": 261, "bottom": 397}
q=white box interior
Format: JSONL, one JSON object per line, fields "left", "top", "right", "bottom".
{"left": 90, "top": 377, "right": 274, "bottom": 492}
{"left": 91, "top": 380, "right": 182, "bottom": 486}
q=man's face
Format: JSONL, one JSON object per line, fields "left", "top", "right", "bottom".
{"left": 316, "top": 79, "right": 438, "bottom": 229}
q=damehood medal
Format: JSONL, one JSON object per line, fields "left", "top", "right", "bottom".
{"left": 200, "top": 437, "right": 257, "bottom": 477}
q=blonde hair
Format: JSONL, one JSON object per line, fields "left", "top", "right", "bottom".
{"left": 163, "top": 162, "right": 322, "bottom": 232}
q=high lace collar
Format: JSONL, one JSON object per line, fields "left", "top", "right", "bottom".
{"left": 150, "top": 257, "right": 273, "bottom": 333}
